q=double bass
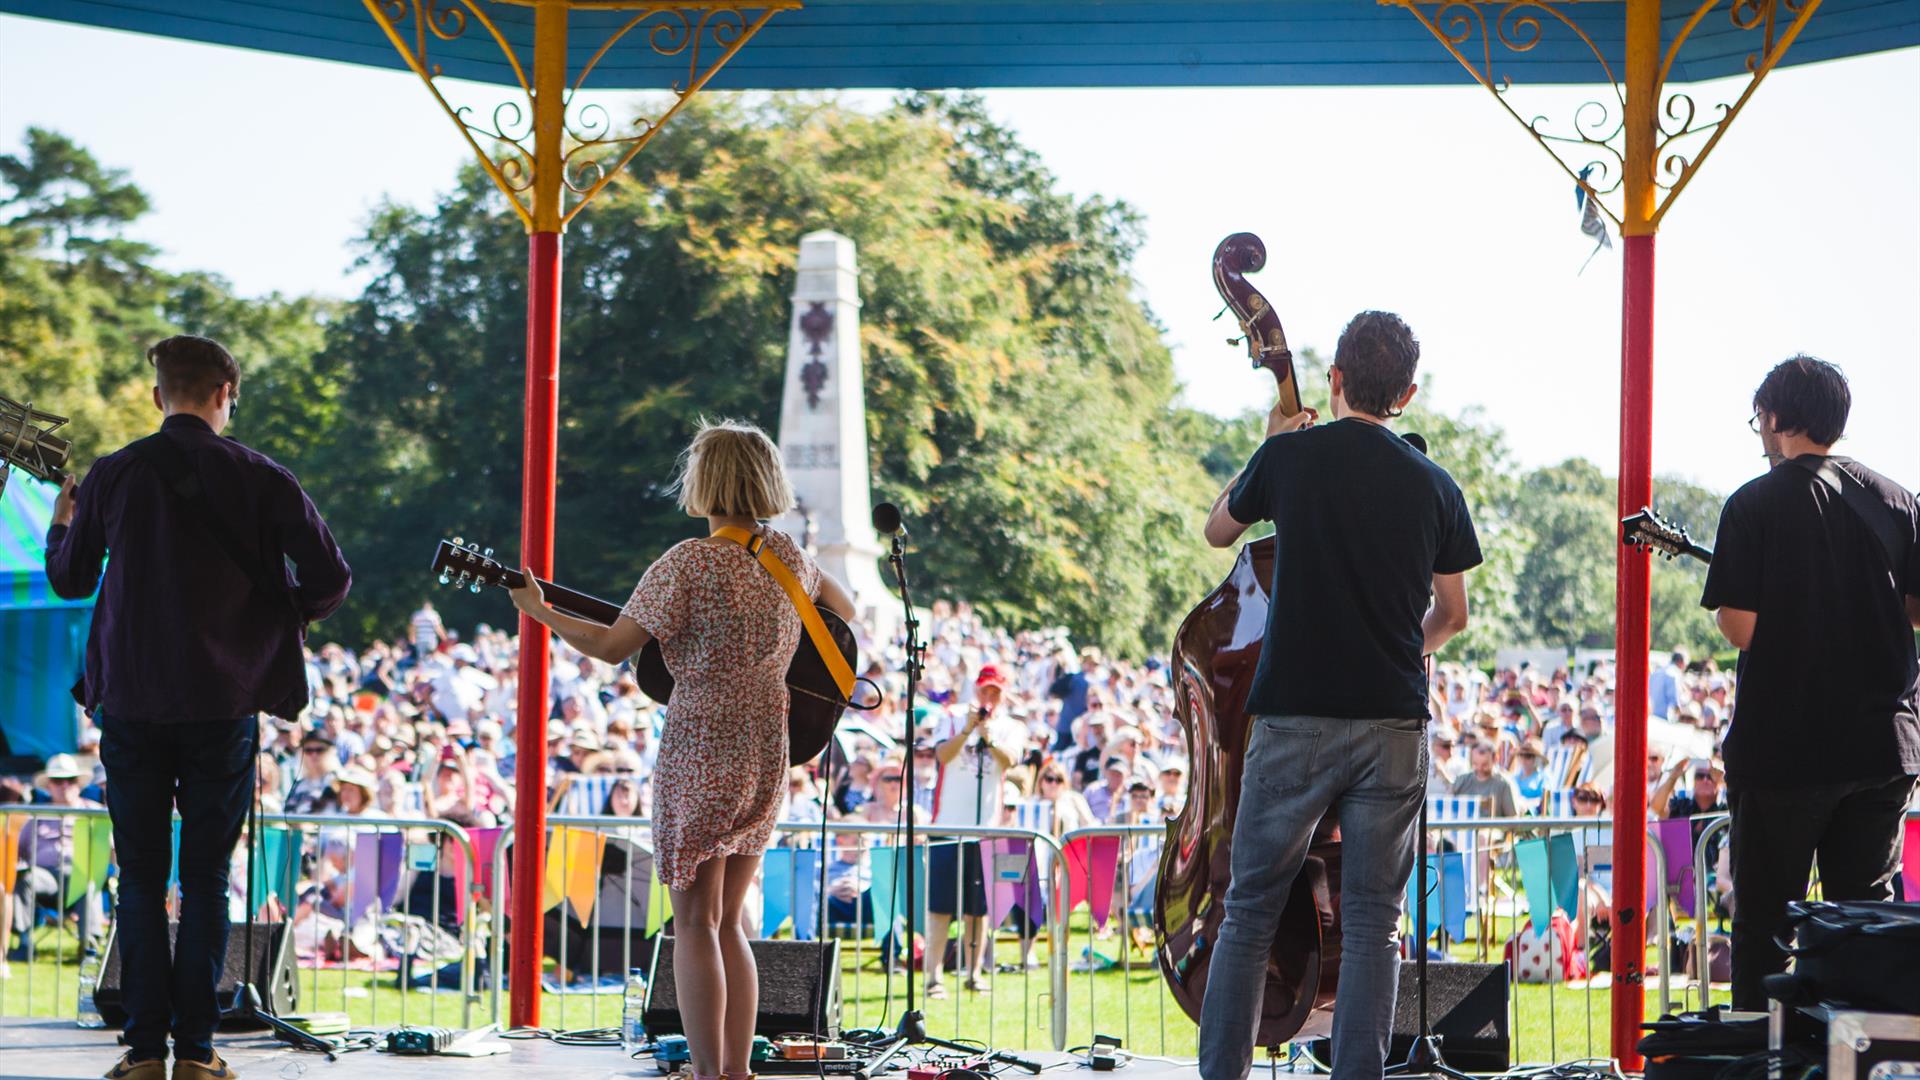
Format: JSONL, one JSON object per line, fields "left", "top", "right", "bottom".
{"left": 1153, "top": 233, "right": 1345, "bottom": 1047}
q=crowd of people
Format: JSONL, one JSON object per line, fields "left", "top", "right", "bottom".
{"left": 0, "top": 592, "right": 1806, "bottom": 980}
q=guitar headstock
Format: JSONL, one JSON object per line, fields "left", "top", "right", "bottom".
{"left": 429, "top": 537, "right": 515, "bottom": 594}
{"left": 1621, "top": 508, "right": 1696, "bottom": 561}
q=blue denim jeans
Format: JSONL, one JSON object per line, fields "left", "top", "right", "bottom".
{"left": 99, "top": 714, "right": 254, "bottom": 1063}
{"left": 1199, "top": 715, "right": 1426, "bottom": 1080}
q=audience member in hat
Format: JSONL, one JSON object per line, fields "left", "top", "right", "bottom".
{"left": 924, "top": 664, "right": 1023, "bottom": 997}
{"left": 285, "top": 732, "right": 340, "bottom": 815}
{"left": 1086, "top": 756, "right": 1131, "bottom": 822}
{"left": 8, "top": 755, "right": 106, "bottom": 961}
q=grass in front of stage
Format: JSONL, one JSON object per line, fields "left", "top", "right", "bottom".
{"left": 2, "top": 918, "right": 1730, "bottom": 1065}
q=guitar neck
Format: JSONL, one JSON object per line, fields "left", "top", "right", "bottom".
{"left": 498, "top": 570, "right": 622, "bottom": 627}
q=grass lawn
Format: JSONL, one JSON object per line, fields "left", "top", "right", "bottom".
{"left": 3, "top": 919, "right": 1731, "bottom": 1066}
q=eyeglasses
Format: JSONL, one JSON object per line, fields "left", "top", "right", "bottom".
{"left": 47, "top": 777, "right": 80, "bottom": 786}
{"left": 1748, "top": 410, "right": 1763, "bottom": 433}
{"left": 1573, "top": 794, "right": 1603, "bottom": 804}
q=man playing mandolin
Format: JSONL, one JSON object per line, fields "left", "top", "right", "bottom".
{"left": 1198, "top": 312, "right": 1481, "bottom": 1080}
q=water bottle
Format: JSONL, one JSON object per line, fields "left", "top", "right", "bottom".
{"left": 76, "top": 950, "right": 104, "bottom": 1029}
{"left": 621, "top": 969, "right": 647, "bottom": 1054}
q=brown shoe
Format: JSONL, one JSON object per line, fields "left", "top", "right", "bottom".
{"left": 171, "top": 1052, "right": 237, "bottom": 1080}
{"left": 103, "top": 1054, "right": 166, "bottom": 1080}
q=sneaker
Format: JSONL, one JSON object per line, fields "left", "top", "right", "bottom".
{"left": 171, "top": 1052, "right": 237, "bottom": 1079}
{"left": 103, "top": 1054, "right": 166, "bottom": 1080}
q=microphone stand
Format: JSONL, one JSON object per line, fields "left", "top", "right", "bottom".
{"left": 1387, "top": 647, "right": 1470, "bottom": 1080}
{"left": 229, "top": 722, "right": 340, "bottom": 1058}
{"left": 862, "top": 532, "right": 1029, "bottom": 1075}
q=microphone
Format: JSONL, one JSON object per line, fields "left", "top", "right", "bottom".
{"left": 0, "top": 395, "right": 72, "bottom": 486}
{"left": 871, "top": 501, "right": 905, "bottom": 537}
{"left": 1402, "top": 432, "right": 1428, "bottom": 456}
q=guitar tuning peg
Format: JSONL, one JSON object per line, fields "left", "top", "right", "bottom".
{"left": 468, "top": 580, "right": 482, "bottom": 594}
{"left": 437, "top": 572, "right": 451, "bottom": 586}
{"left": 482, "top": 547, "right": 494, "bottom": 559}
{"left": 451, "top": 536, "right": 464, "bottom": 548}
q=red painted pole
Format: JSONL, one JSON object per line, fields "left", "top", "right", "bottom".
{"left": 509, "top": 230, "right": 562, "bottom": 1028}
{"left": 1612, "top": 232, "right": 1655, "bottom": 1068}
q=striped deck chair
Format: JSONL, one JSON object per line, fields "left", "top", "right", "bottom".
{"left": 1541, "top": 788, "right": 1578, "bottom": 818}
{"left": 1009, "top": 799, "right": 1057, "bottom": 888}
{"left": 1426, "top": 795, "right": 1487, "bottom": 917}
{"left": 555, "top": 773, "right": 636, "bottom": 816}
{"left": 1544, "top": 744, "right": 1590, "bottom": 790}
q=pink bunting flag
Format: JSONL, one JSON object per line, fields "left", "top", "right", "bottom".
{"left": 1086, "top": 837, "right": 1122, "bottom": 930}
{"left": 1903, "top": 819, "right": 1920, "bottom": 901}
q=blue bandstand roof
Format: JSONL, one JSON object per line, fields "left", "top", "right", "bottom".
{"left": 3, "top": 1, "right": 1914, "bottom": 89}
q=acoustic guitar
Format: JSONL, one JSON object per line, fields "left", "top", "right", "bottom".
{"left": 427, "top": 538, "right": 860, "bottom": 764}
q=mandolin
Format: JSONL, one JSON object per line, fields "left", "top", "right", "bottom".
{"left": 427, "top": 538, "right": 859, "bottom": 764}
{"left": 1621, "top": 507, "right": 1713, "bottom": 565}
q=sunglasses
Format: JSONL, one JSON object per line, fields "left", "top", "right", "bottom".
{"left": 1040, "top": 775, "right": 1064, "bottom": 785}
{"left": 301, "top": 746, "right": 328, "bottom": 755}
{"left": 880, "top": 775, "right": 903, "bottom": 784}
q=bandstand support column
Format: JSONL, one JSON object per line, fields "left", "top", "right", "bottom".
{"left": 1612, "top": 0, "right": 1660, "bottom": 1065}
{"left": 509, "top": 1, "right": 569, "bottom": 1031}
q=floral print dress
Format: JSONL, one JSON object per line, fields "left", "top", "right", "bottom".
{"left": 623, "top": 528, "right": 818, "bottom": 891}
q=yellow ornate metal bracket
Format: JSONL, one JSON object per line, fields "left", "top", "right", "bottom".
{"left": 1377, "top": 0, "right": 1821, "bottom": 234}
{"left": 363, "top": 0, "right": 800, "bottom": 233}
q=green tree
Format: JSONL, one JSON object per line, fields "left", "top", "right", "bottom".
{"left": 301, "top": 97, "right": 1229, "bottom": 653}
{"left": 1511, "top": 458, "right": 1616, "bottom": 649}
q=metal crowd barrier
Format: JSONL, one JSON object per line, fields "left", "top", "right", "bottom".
{"left": 1686, "top": 808, "right": 1920, "bottom": 1011}
{"left": 486, "top": 817, "right": 1071, "bottom": 1048}
{"left": 0, "top": 805, "right": 485, "bottom": 1031}
{"left": 33, "top": 800, "right": 1895, "bottom": 1059}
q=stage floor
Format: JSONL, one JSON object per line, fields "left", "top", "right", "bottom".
{"left": 0, "top": 1021, "right": 1209, "bottom": 1080}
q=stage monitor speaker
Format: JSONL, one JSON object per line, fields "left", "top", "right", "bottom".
{"left": 95, "top": 920, "right": 298, "bottom": 1031}
{"left": 645, "top": 937, "right": 840, "bottom": 1039}
{"left": 1304, "top": 961, "right": 1509, "bottom": 1073}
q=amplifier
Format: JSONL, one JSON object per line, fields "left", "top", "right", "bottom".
{"left": 95, "top": 921, "right": 297, "bottom": 1030}
{"left": 1305, "top": 960, "right": 1510, "bottom": 1073}
{"left": 645, "top": 938, "right": 840, "bottom": 1040}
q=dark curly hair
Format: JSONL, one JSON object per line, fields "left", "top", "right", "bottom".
{"left": 1333, "top": 311, "right": 1420, "bottom": 417}
{"left": 1753, "top": 354, "right": 1849, "bottom": 446}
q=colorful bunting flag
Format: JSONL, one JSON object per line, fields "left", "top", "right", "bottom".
{"left": 66, "top": 817, "right": 114, "bottom": 908}
{"left": 543, "top": 826, "right": 606, "bottom": 927}
{"left": 867, "top": 844, "right": 928, "bottom": 943}
{"left": 1407, "top": 852, "right": 1468, "bottom": 941}
{"left": 761, "top": 848, "right": 822, "bottom": 940}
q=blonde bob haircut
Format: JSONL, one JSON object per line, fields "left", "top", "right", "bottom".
{"left": 673, "top": 419, "right": 794, "bottom": 520}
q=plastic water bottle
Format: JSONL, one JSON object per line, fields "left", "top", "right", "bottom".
{"left": 76, "top": 950, "right": 104, "bottom": 1029}
{"left": 621, "top": 969, "right": 647, "bottom": 1054}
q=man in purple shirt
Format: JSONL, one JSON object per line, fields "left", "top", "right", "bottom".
{"left": 45, "top": 335, "right": 350, "bottom": 1080}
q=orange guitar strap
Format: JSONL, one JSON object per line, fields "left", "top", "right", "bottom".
{"left": 712, "top": 526, "right": 856, "bottom": 702}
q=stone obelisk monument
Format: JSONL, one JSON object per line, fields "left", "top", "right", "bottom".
{"left": 774, "top": 231, "right": 894, "bottom": 636}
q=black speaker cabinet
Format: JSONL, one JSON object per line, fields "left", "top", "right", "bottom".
{"left": 644, "top": 937, "right": 840, "bottom": 1039}
{"left": 95, "top": 921, "right": 297, "bottom": 1030}
{"left": 1305, "top": 960, "right": 1510, "bottom": 1073}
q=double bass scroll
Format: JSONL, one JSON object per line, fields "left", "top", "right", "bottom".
{"left": 1211, "top": 233, "right": 1302, "bottom": 417}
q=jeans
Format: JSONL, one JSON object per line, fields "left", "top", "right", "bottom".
{"left": 1199, "top": 716, "right": 1425, "bottom": 1080}
{"left": 98, "top": 714, "right": 253, "bottom": 1063}
{"left": 1725, "top": 773, "right": 1916, "bottom": 1010}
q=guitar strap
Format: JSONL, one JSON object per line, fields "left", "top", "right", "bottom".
{"left": 1787, "top": 456, "right": 1907, "bottom": 585}
{"left": 711, "top": 525, "right": 857, "bottom": 702}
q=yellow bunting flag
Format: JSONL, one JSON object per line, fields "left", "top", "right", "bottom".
{"left": 542, "top": 826, "right": 607, "bottom": 928}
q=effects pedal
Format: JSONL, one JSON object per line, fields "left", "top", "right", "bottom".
{"left": 385, "top": 1026, "right": 456, "bottom": 1055}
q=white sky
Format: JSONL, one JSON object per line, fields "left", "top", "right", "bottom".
{"left": 2, "top": 16, "right": 1914, "bottom": 497}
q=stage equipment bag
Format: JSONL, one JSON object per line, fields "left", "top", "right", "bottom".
{"left": 1773, "top": 900, "right": 1920, "bottom": 1013}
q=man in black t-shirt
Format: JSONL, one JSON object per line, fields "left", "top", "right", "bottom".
{"left": 1700, "top": 355, "right": 1920, "bottom": 1010}
{"left": 1196, "top": 312, "right": 1481, "bottom": 1080}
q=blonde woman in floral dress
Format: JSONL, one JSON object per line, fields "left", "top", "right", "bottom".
{"left": 512, "top": 420, "right": 856, "bottom": 1080}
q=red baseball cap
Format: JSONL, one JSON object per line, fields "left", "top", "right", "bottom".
{"left": 975, "top": 664, "right": 1008, "bottom": 688}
